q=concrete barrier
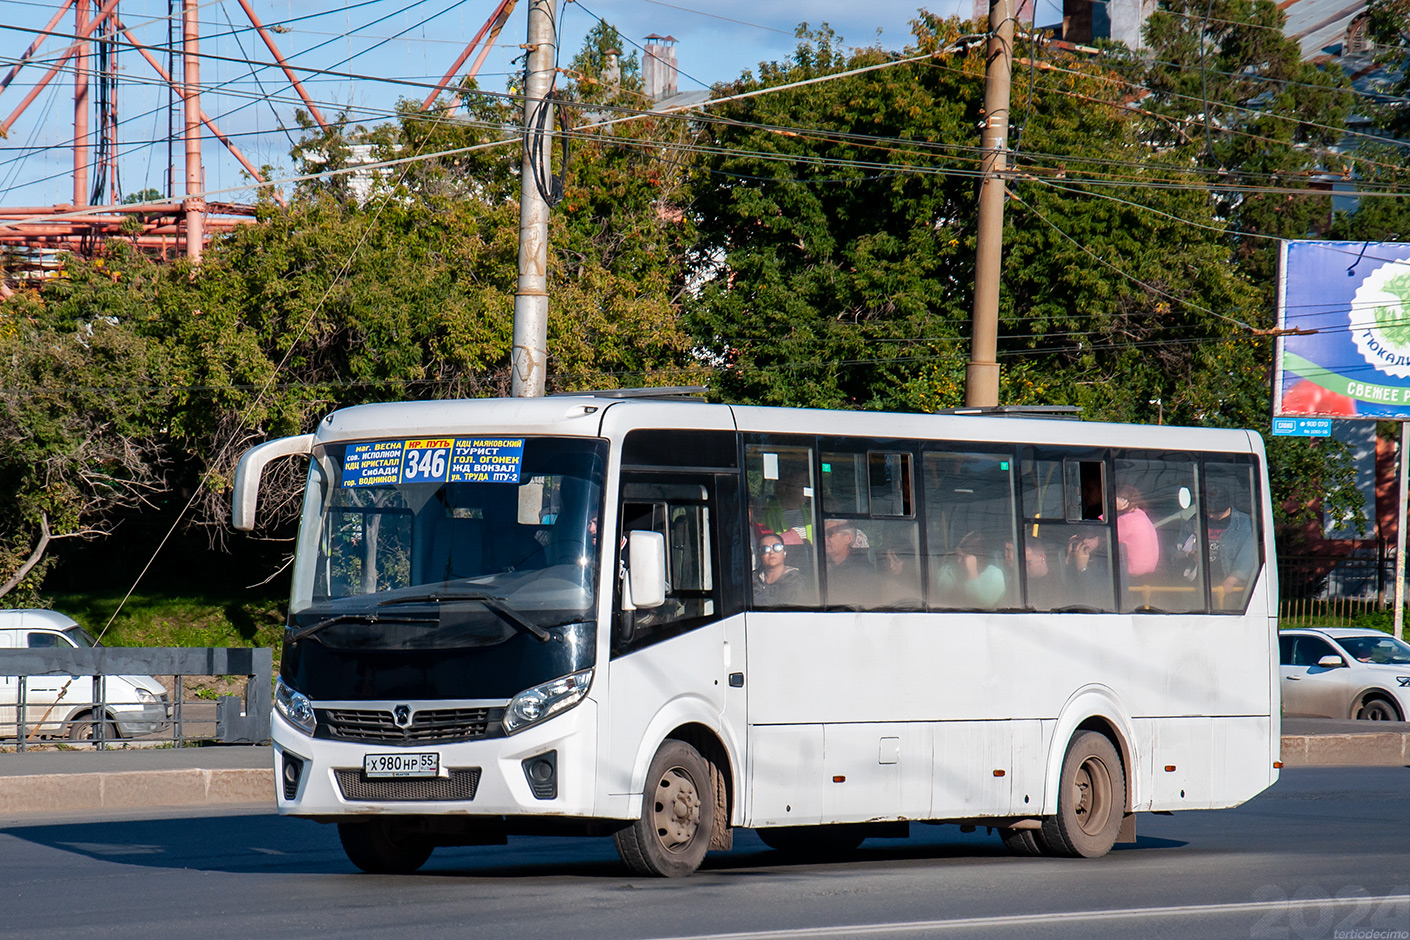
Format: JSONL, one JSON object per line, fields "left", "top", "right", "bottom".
{"left": 0, "top": 767, "right": 274, "bottom": 815}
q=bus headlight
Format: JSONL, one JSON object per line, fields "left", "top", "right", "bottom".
{"left": 504, "top": 669, "right": 593, "bottom": 735}
{"left": 274, "top": 677, "right": 317, "bottom": 736}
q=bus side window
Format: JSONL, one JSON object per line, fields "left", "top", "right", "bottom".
{"left": 1202, "top": 463, "right": 1262, "bottom": 612}
{"left": 1114, "top": 457, "right": 1205, "bottom": 613}
{"left": 924, "top": 451, "right": 1017, "bottom": 611}
{"left": 617, "top": 482, "right": 720, "bottom": 653}
{"left": 1021, "top": 453, "right": 1113, "bottom": 612}
{"left": 745, "top": 442, "right": 819, "bottom": 609}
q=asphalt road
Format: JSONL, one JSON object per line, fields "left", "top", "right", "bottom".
{"left": 2, "top": 766, "right": 1407, "bottom": 940}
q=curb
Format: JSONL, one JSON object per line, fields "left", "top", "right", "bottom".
{"left": 0, "top": 768, "right": 274, "bottom": 815}
{"left": 1279, "top": 733, "right": 1410, "bottom": 768}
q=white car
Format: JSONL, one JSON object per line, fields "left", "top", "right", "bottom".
{"left": 1278, "top": 627, "right": 1410, "bottom": 722}
{"left": 0, "top": 609, "right": 170, "bottom": 741}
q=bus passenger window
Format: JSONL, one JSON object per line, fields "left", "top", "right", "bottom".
{"left": 746, "top": 443, "right": 819, "bottom": 608}
{"left": 924, "top": 452, "right": 1018, "bottom": 611}
{"left": 1024, "top": 522, "right": 1115, "bottom": 612}
{"left": 1201, "top": 464, "right": 1261, "bottom": 612}
{"left": 1114, "top": 458, "right": 1205, "bottom": 614}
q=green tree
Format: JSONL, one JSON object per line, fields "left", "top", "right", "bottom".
{"left": 0, "top": 253, "right": 171, "bottom": 600}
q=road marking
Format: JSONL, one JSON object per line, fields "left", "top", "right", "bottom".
{"left": 646, "top": 894, "right": 1410, "bottom": 939}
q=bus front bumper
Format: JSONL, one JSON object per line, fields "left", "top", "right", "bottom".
{"left": 271, "top": 699, "right": 600, "bottom": 818}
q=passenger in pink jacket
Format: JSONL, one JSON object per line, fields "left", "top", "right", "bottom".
{"left": 1116, "top": 485, "right": 1160, "bottom": 577}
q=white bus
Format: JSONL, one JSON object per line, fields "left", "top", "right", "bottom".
{"left": 233, "top": 390, "right": 1280, "bottom": 876}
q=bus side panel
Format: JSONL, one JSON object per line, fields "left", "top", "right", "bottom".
{"left": 747, "top": 724, "right": 825, "bottom": 827}
{"left": 1147, "top": 715, "right": 1274, "bottom": 811}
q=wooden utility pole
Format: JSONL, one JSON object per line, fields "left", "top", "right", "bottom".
{"left": 966, "top": 0, "right": 1015, "bottom": 408}
{"left": 511, "top": 0, "right": 556, "bottom": 398}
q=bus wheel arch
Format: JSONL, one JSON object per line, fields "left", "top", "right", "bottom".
{"left": 1045, "top": 691, "right": 1136, "bottom": 818}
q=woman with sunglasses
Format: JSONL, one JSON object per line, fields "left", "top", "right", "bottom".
{"left": 755, "top": 533, "right": 804, "bottom": 606}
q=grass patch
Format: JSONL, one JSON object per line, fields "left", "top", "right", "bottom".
{"left": 47, "top": 591, "right": 286, "bottom": 650}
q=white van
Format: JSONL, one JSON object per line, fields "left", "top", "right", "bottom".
{"left": 0, "top": 609, "right": 169, "bottom": 741}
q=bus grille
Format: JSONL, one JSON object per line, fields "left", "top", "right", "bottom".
{"left": 334, "top": 768, "right": 481, "bottom": 802}
{"left": 316, "top": 707, "right": 499, "bottom": 743}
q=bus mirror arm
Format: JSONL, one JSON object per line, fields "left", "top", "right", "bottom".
{"left": 627, "top": 530, "right": 667, "bottom": 609}
{"left": 231, "top": 434, "right": 315, "bottom": 530}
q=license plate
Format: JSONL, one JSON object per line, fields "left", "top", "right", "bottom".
{"left": 364, "top": 752, "right": 440, "bottom": 779}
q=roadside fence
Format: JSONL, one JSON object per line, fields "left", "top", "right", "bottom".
{"left": 1278, "top": 552, "right": 1395, "bottom": 626}
{"left": 0, "top": 647, "right": 272, "bottom": 752}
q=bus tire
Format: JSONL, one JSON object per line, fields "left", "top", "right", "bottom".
{"left": 1000, "top": 827, "right": 1048, "bottom": 857}
{"left": 614, "top": 739, "right": 714, "bottom": 877}
{"left": 757, "top": 825, "right": 866, "bottom": 856}
{"left": 337, "top": 820, "right": 433, "bottom": 874}
{"left": 1041, "top": 731, "right": 1125, "bottom": 859}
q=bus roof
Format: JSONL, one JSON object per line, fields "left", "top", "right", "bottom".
{"left": 313, "top": 396, "right": 1261, "bottom": 456}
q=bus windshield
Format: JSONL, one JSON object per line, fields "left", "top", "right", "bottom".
{"left": 287, "top": 436, "right": 607, "bottom": 647}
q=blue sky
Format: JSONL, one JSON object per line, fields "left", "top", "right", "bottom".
{"left": 0, "top": 0, "right": 1061, "bottom": 208}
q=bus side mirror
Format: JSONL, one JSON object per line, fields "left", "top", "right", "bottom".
{"left": 627, "top": 531, "right": 667, "bottom": 609}
{"left": 232, "top": 434, "right": 315, "bottom": 530}
{"left": 1316, "top": 654, "right": 1345, "bottom": 669}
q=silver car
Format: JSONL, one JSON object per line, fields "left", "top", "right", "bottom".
{"left": 1278, "top": 628, "right": 1410, "bottom": 721}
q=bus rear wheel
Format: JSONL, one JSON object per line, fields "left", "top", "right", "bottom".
{"left": 1041, "top": 731, "right": 1125, "bottom": 859}
{"left": 337, "top": 820, "right": 433, "bottom": 874}
{"left": 614, "top": 739, "right": 715, "bottom": 877}
{"left": 1000, "top": 826, "right": 1048, "bottom": 856}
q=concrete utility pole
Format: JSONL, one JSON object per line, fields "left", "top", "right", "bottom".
{"left": 511, "top": 0, "right": 556, "bottom": 398}
{"left": 965, "top": 0, "right": 1015, "bottom": 409}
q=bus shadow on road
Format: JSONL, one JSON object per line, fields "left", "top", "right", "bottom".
{"left": 0, "top": 815, "right": 1190, "bottom": 879}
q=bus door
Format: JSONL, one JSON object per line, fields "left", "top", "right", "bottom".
{"left": 602, "top": 425, "right": 746, "bottom": 807}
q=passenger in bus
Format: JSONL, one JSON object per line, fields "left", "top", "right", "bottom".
{"left": 762, "top": 465, "right": 813, "bottom": 545}
{"left": 754, "top": 533, "right": 805, "bottom": 607}
{"left": 1019, "top": 536, "right": 1065, "bottom": 609}
{"left": 1115, "top": 485, "right": 1159, "bottom": 577}
{"left": 1182, "top": 484, "right": 1256, "bottom": 607}
{"left": 935, "top": 531, "right": 1006, "bottom": 608}
{"left": 876, "top": 534, "right": 922, "bottom": 608}
{"left": 823, "top": 519, "right": 871, "bottom": 606}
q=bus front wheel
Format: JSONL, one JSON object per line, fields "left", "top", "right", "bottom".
{"left": 614, "top": 739, "right": 715, "bottom": 877}
{"left": 1041, "top": 731, "right": 1125, "bottom": 859}
{"left": 337, "top": 820, "right": 433, "bottom": 874}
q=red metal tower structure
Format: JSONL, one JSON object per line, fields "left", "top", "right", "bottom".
{"left": 0, "top": 0, "right": 517, "bottom": 287}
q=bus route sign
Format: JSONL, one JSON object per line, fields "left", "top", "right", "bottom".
{"left": 341, "top": 438, "right": 524, "bottom": 487}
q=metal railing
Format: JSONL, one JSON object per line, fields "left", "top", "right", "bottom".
{"left": 0, "top": 647, "right": 272, "bottom": 751}
{"left": 1278, "top": 553, "right": 1395, "bottom": 626}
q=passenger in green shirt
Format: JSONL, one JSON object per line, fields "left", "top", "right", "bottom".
{"left": 936, "top": 530, "right": 1007, "bottom": 608}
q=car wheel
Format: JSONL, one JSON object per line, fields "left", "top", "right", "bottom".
{"left": 1041, "top": 731, "right": 1126, "bottom": 859}
{"left": 613, "top": 739, "right": 715, "bottom": 877}
{"left": 757, "top": 825, "right": 867, "bottom": 856}
{"left": 1356, "top": 697, "right": 1400, "bottom": 721}
{"left": 337, "top": 820, "right": 433, "bottom": 874}
{"left": 67, "top": 711, "right": 122, "bottom": 742}
{"left": 1000, "top": 826, "right": 1049, "bottom": 856}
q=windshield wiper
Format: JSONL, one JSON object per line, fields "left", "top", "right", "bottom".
{"left": 377, "top": 590, "right": 552, "bottom": 643}
{"left": 288, "top": 612, "right": 388, "bottom": 643}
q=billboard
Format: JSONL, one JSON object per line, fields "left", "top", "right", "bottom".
{"left": 1275, "top": 240, "right": 1410, "bottom": 420}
